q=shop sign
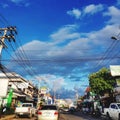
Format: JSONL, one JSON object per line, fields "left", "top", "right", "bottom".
{"left": 110, "top": 65, "right": 120, "bottom": 76}
{"left": 40, "top": 86, "right": 48, "bottom": 94}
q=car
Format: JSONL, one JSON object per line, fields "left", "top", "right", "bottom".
{"left": 37, "top": 104, "right": 59, "bottom": 120}
{"left": 15, "top": 103, "right": 36, "bottom": 118}
{"left": 59, "top": 107, "right": 69, "bottom": 113}
{"left": 102, "top": 103, "right": 120, "bottom": 120}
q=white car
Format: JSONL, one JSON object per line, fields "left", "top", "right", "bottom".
{"left": 15, "top": 103, "right": 36, "bottom": 118}
{"left": 37, "top": 104, "right": 59, "bottom": 120}
{"left": 102, "top": 103, "right": 120, "bottom": 120}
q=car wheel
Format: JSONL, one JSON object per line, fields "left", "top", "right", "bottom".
{"left": 28, "top": 113, "right": 32, "bottom": 118}
{"left": 118, "top": 114, "right": 120, "bottom": 120}
{"left": 15, "top": 114, "right": 19, "bottom": 118}
{"left": 107, "top": 112, "right": 111, "bottom": 120}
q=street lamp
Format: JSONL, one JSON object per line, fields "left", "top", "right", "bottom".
{"left": 111, "top": 36, "right": 118, "bottom": 40}
{"left": 111, "top": 32, "right": 120, "bottom": 40}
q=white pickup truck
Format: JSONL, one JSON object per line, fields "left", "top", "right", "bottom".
{"left": 15, "top": 103, "right": 36, "bottom": 118}
{"left": 102, "top": 103, "right": 120, "bottom": 120}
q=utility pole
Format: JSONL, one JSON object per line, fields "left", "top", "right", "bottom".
{"left": 0, "top": 26, "right": 17, "bottom": 55}
{"left": 0, "top": 26, "right": 17, "bottom": 108}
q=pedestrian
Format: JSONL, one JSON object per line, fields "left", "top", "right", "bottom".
{"left": 0, "top": 104, "right": 6, "bottom": 118}
{"left": 2, "top": 104, "right": 7, "bottom": 117}
{"left": 0, "top": 104, "right": 3, "bottom": 118}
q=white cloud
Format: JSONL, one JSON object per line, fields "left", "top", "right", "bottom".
{"left": 14, "top": 24, "right": 119, "bottom": 64}
{"left": 14, "top": 19, "right": 120, "bottom": 64}
{"left": 103, "top": 6, "right": 120, "bottom": 24}
{"left": 35, "top": 74, "right": 66, "bottom": 92}
{"left": 1, "top": 3, "right": 9, "bottom": 8}
{"left": 67, "top": 4, "right": 104, "bottom": 19}
{"left": 117, "top": 0, "right": 120, "bottom": 5}
{"left": 67, "top": 8, "right": 81, "bottom": 19}
{"left": 52, "top": 78, "right": 65, "bottom": 92}
{"left": 10, "top": 23, "right": 120, "bottom": 95}
{"left": 9, "top": 0, "right": 30, "bottom": 6}
{"left": 84, "top": 4, "right": 104, "bottom": 15}
{"left": 50, "top": 24, "right": 80, "bottom": 44}
{"left": 10, "top": 0, "right": 24, "bottom": 3}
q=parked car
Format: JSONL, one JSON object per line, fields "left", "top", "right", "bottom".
{"left": 59, "top": 107, "right": 69, "bottom": 113}
{"left": 37, "top": 104, "right": 59, "bottom": 120}
{"left": 15, "top": 103, "right": 36, "bottom": 118}
{"left": 69, "top": 107, "right": 76, "bottom": 114}
{"left": 102, "top": 103, "right": 120, "bottom": 120}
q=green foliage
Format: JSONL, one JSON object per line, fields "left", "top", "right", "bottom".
{"left": 89, "top": 67, "right": 116, "bottom": 96}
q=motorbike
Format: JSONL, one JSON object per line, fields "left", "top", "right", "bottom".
{"left": 69, "top": 107, "right": 76, "bottom": 114}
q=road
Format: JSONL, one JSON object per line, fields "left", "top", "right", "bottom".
{"left": 59, "top": 112, "right": 103, "bottom": 120}
{"left": 9, "top": 112, "right": 106, "bottom": 120}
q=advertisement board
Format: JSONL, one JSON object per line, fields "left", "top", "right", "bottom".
{"left": 40, "top": 86, "right": 48, "bottom": 94}
{"left": 0, "top": 79, "right": 9, "bottom": 97}
{"left": 110, "top": 65, "right": 120, "bottom": 76}
{"left": 116, "top": 79, "right": 120, "bottom": 86}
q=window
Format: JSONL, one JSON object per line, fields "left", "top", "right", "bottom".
{"left": 111, "top": 104, "right": 117, "bottom": 109}
{"left": 41, "top": 105, "right": 57, "bottom": 110}
{"left": 22, "top": 104, "right": 32, "bottom": 107}
{"left": 117, "top": 104, "right": 120, "bottom": 109}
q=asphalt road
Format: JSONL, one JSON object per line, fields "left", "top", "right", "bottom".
{"left": 1, "top": 112, "right": 107, "bottom": 120}
{"left": 59, "top": 112, "right": 105, "bottom": 120}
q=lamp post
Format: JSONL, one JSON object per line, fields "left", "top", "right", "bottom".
{"left": 111, "top": 32, "right": 120, "bottom": 40}
{"left": 111, "top": 36, "right": 118, "bottom": 40}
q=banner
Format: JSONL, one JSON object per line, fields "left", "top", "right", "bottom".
{"left": 110, "top": 65, "right": 120, "bottom": 76}
{"left": 7, "top": 88, "right": 13, "bottom": 108}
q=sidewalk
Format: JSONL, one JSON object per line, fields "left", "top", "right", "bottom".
{"left": 0, "top": 114, "right": 15, "bottom": 120}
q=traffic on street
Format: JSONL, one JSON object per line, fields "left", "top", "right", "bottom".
{"left": 1, "top": 111, "right": 104, "bottom": 120}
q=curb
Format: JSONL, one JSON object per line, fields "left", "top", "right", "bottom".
{"left": 0, "top": 115, "right": 15, "bottom": 120}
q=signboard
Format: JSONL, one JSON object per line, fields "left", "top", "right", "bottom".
{"left": 7, "top": 88, "right": 13, "bottom": 107}
{"left": 40, "top": 86, "right": 48, "bottom": 94}
{"left": 116, "top": 79, "right": 120, "bottom": 86}
{"left": 110, "top": 65, "right": 120, "bottom": 76}
{"left": 17, "top": 82, "right": 29, "bottom": 89}
{"left": 0, "top": 79, "right": 9, "bottom": 97}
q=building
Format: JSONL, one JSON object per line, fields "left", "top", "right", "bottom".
{"left": 0, "top": 72, "right": 38, "bottom": 108}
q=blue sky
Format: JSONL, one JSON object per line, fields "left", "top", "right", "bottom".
{"left": 0, "top": 0, "right": 120, "bottom": 99}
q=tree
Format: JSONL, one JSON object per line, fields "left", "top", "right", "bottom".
{"left": 89, "top": 67, "right": 116, "bottom": 96}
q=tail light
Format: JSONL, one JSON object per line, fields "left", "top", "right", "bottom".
{"left": 28, "top": 107, "right": 30, "bottom": 111}
{"left": 54, "top": 111, "right": 58, "bottom": 115}
{"left": 38, "top": 111, "right": 42, "bottom": 115}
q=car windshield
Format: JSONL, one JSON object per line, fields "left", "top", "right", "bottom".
{"left": 117, "top": 104, "right": 120, "bottom": 109}
{"left": 22, "top": 104, "right": 32, "bottom": 107}
{"left": 41, "top": 105, "right": 57, "bottom": 110}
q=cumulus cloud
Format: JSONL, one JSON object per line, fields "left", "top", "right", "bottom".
{"left": 117, "top": 0, "right": 120, "bottom": 5}
{"left": 67, "top": 8, "right": 81, "bottom": 19}
{"left": 83, "top": 4, "right": 104, "bottom": 15}
{"left": 9, "top": 0, "right": 30, "bottom": 6}
{"left": 1, "top": 3, "right": 9, "bottom": 8}
{"left": 8, "top": 5, "right": 120, "bottom": 98}
{"left": 67, "top": 4, "right": 104, "bottom": 19}
{"left": 10, "top": 0, "right": 24, "bottom": 3}
{"left": 50, "top": 24, "right": 80, "bottom": 44}
{"left": 34, "top": 74, "right": 66, "bottom": 93}
{"left": 103, "top": 6, "right": 120, "bottom": 24}
{"left": 11, "top": 24, "right": 120, "bottom": 91}
{"left": 13, "top": 24, "right": 120, "bottom": 70}
{"left": 52, "top": 78, "right": 66, "bottom": 92}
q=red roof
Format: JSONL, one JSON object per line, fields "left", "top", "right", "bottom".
{"left": 85, "top": 87, "right": 90, "bottom": 92}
